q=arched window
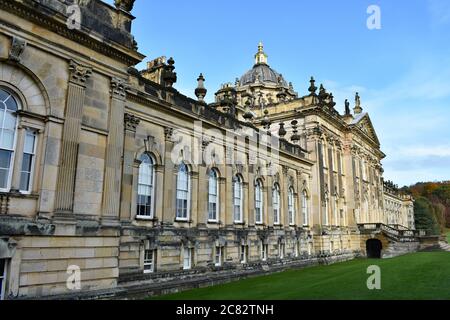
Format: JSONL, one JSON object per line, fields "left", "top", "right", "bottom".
{"left": 255, "top": 179, "right": 264, "bottom": 224}
{"left": 137, "top": 153, "right": 155, "bottom": 217}
{"left": 302, "top": 190, "right": 309, "bottom": 226}
{"left": 272, "top": 183, "right": 280, "bottom": 225}
{"left": 208, "top": 169, "right": 219, "bottom": 221}
{"left": 288, "top": 187, "right": 295, "bottom": 225}
{"left": 176, "top": 163, "right": 190, "bottom": 220}
{"left": 0, "top": 88, "right": 18, "bottom": 191}
{"left": 233, "top": 175, "right": 243, "bottom": 223}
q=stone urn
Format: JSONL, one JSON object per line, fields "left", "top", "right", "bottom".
{"left": 114, "top": 0, "right": 135, "bottom": 12}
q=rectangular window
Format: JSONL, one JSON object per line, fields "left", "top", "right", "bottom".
{"left": 279, "top": 243, "right": 285, "bottom": 259}
{"left": 233, "top": 179, "right": 243, "bottom": 222}
{"left": 261, "top": 243, "right": 268, "bottom": 261}
{"left": 183, "top": 248, "right": 192, "bottom": 270}
{"left": 0, "top": 150, "right": 13, "bottom": 190}
{"left": 0, "top": 259, "right": 6, "bottom": 300}
{"left": 214, "top": 246, "right": 223, "bottom": 266}
{"left": 19, "top": 130, "right": 37, "bottom": 193}
{"left": 144, "top": 250, "right": 156, "bottom": 273}
{"left": 240, "top": 245, "right": 248, "bottom": 264}
{"left": 208, "top": 177, "right": 218, "bottom": 221}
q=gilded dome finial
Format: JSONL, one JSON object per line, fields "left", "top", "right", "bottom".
{"left": 255, "top": 42, "right": 268, "bottom": 65}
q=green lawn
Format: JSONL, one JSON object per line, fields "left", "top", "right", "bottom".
{"left": 153, "top": 252, "right": 450, "bottom": 300}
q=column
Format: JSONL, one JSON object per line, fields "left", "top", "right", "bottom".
{"left": 54, "top": 60, "right": 92, "bottom": 215}
{"left": 120, "top": 113, "right": 140, "bottom": 223}
{"left": 101, "top": 77, "right": 127, "bottom": 225}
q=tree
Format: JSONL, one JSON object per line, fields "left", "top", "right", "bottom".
{"left": 414, "top": 197, "right": 440, "bottom": 235}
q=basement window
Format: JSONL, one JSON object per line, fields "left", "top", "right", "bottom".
{"left": 144, "top": 249, "right": 156, "bottom": 274}
{"left": 214, "top": 246, "right": 224, "bottom": 267}
{"left": 0, "top": 259, "right": 6, "bottom": 300}
{"left": 183, "top": 248, "right": 193, "bottom": 270}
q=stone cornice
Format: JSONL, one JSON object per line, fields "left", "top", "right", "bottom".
{"left": 0, "top": 0, "right": 145, "bottom": 66}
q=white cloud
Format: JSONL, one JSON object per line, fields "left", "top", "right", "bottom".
{"left": 394, "top": 145, "right": 450, "bottom": 158}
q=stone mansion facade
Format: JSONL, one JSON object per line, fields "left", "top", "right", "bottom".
{"left": 0, "top": 0, "right": 416, "bottom": 299}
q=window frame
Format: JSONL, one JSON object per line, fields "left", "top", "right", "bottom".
{"left": 254, "top": 179, "right": 264, "bottom": 224}
{"left": 240, "top": 245, "right": 248, "bottom": 264}
{"left": 0, "top": 87, "right": 19, "bottom": 193}
{"left": 302, "top": 190, "right": 309, "bottom": 226}
{"left": 143, "top": 249, "right": 156, "bottom": 274}
{"left": 183, "top": 247, "right": 193, "bottom": 270}
{"left": 288, "top": 187, "right": 295, "bottom": 226}
{"left": 136, "top": 153, "right": 156, "bottom": 219}
{"left": 261, "top": 243, "right": 268, "bottom": 261}
{"left": 19, "top": 129, "right": 37, "bottom": 194}
{"left": 279, "top": 242, "right": 285, "bottom": 259}
{"left": 0, "top": 259, "right": 6, "bottom": 300}
{"left": 176, "top": 163, "right": 191, "bottom": 221}
{"left": 208, "top": 169, "right": 219, "bottom": 222}
{"left": 233, "top": 175, "right": 243, "bottom": 223}
{"left": 214, "top": 246, "right": 223, "bottom": 267}
{"left": 272, "top": 183, "right": 280, "bottom": 225}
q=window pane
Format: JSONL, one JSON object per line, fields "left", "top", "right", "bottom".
{"left": 1, "top": 130, "right": 14, "bottom": 149}
{"left": 19, "top": 172, "right": 31, "bottom": 191}
{"left": 24, "top": 132, "right": 36, "bottom": 154}
{"left": 0, "top": 150, "right": 11, "bottom": 169}
{"left": 0, "top": 168, "right": 8, "bottom": 189}
{"left": 4, "top": 113, "right": 16, "bottom": 130}
{"left": 5, "top": 95, "right": 17, "bottom": 111}
{"left": 0, "top": 89, "right": 9, "bottom": 101}
{"left": 21, "top": 154, "right": 32, "bottom": 172}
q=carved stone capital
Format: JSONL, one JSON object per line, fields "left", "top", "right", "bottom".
{"left": 69, "top": 60, "right": 92, "bottom": 86}
{"left": 111, "top": 77, "right": 128, "bottom": 99}
{"left": 164, "top": 127, "right": 174, "bottom": 141}
{"left": 124, "top": 113, "right": 140, "bottom": 132}
{"left": 9, "top": 36, "right": 27, "bottom": 62}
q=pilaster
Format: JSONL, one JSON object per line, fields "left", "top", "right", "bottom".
{"left": 54, "top": 60, "right": 92, "bottom": 217}
{"left": 101, "top": 77, "right": 128, "bottom": 225}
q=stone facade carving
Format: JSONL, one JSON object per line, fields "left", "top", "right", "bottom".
{"left": 124, "top": 113, "right": 140, "bottom": 131}
{"left": 8, "top": 36, "right": 26, "bottom": 62}
{"left": 68, "top": 60, "right": 92, "bottom": 86}
{"left": 111, "top": 77, "right": 128, "bottom": 99}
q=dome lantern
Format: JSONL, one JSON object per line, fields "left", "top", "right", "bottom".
{"left": 255, "top": 41, "right": 268, "bottom": 65}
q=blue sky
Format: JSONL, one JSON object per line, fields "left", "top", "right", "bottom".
{"left": 105, "top": 0, "right": 450, "bottom": 186}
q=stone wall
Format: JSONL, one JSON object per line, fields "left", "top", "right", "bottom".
{"left": 12, "top": 236, "right": 119, "bottom": 298}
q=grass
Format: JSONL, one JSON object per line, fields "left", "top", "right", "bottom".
{"left": 447, "top": 228, "right": 450, "bottom": 243}
{"left": 152, "top": 252, "right": 450, "bottom": 300}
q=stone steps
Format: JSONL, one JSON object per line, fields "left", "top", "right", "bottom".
{"left": 438, "top": 242, "right": 450, "bottom": 252}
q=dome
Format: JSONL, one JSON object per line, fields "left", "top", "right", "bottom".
{"left": 239, "top": 63, "right": 288, "bottom": 87}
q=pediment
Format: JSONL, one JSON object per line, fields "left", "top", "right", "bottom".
{"left": 350, "top": 113, "right": 380, "bottom": 146}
